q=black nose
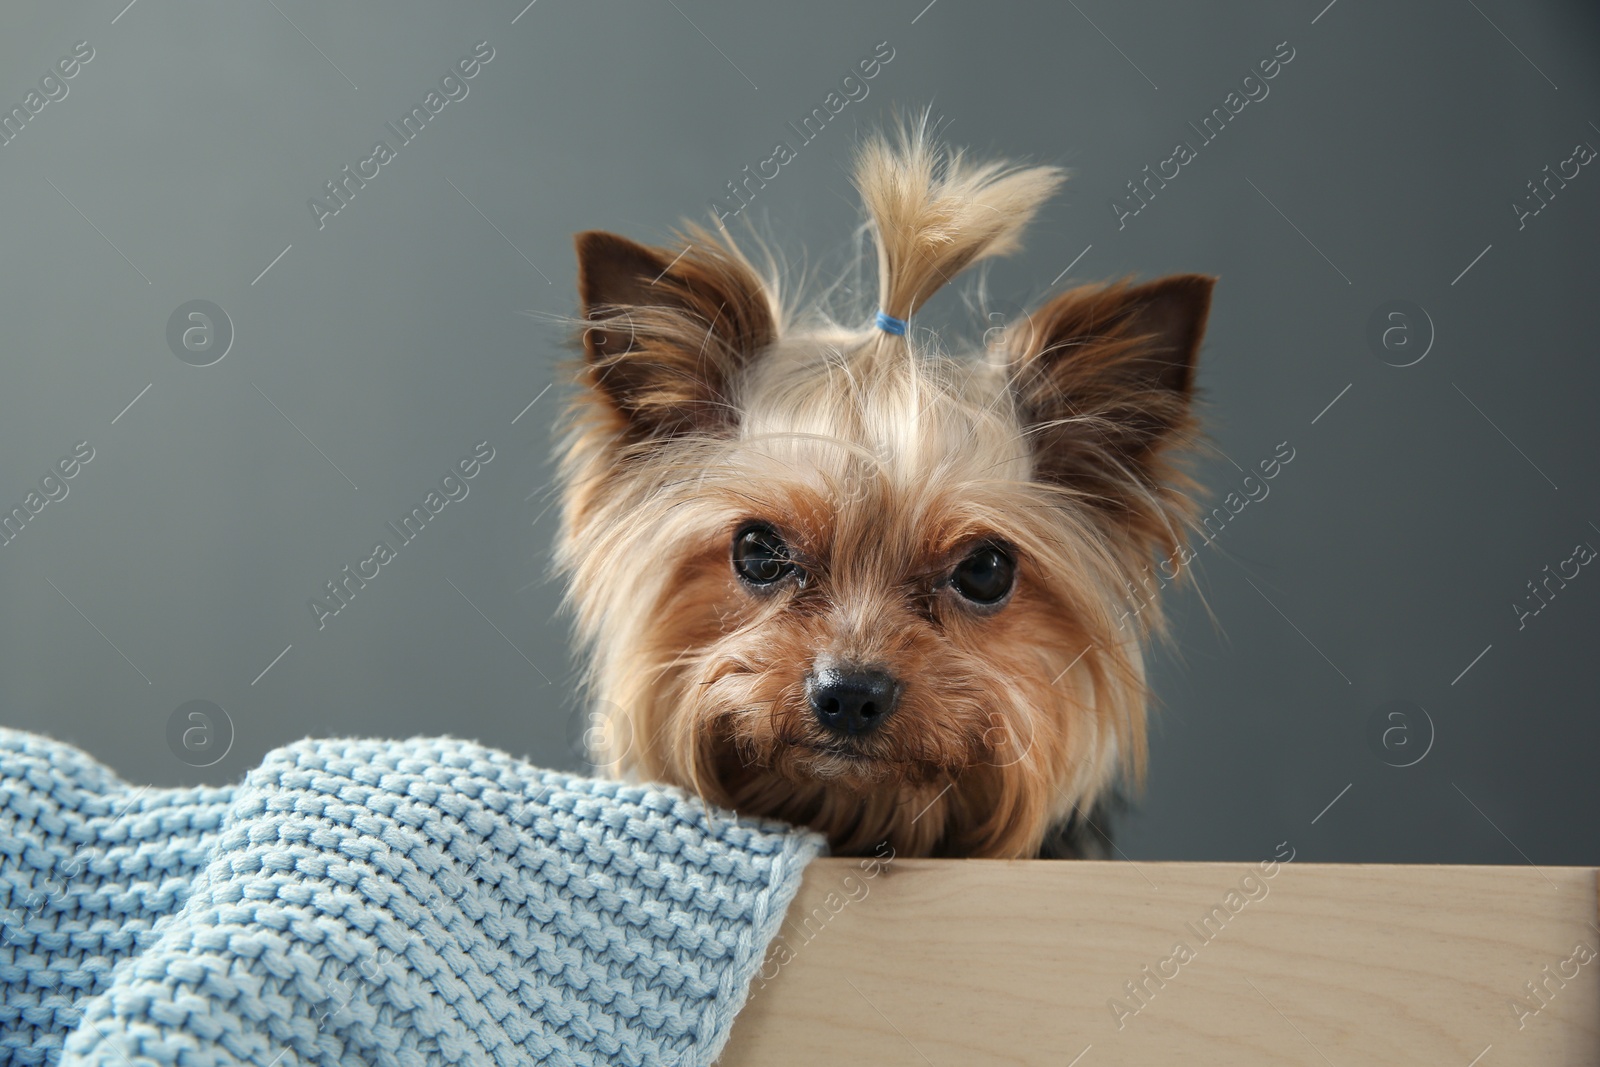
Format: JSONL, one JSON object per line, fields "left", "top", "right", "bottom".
{"left": 805, "top": 667, "right": 900, "bottom": 736}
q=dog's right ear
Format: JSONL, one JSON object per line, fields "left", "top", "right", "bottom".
{"left": 574, "top": 230, "right": 776, "bottom": 439}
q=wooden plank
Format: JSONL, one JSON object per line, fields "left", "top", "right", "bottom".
{"left": 721, "top": 858, "right": 1600, "bottom": 1066}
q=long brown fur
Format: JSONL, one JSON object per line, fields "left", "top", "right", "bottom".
{"left": 554, "top": 122, "right": 1215, "bottom": 859}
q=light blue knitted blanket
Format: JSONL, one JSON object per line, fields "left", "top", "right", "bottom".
{"left": 0, "top": 729, "right": 822, "bottom": 1067}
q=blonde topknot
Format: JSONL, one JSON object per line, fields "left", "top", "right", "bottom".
{"left": 853, "top": 115, "right": 1066, "bottom": 326}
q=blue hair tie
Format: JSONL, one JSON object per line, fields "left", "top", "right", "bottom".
{"left": 874, "top": 310, "right": 908, "bottom": 336}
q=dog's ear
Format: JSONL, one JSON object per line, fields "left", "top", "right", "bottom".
{"left": 574, "top": 230, "right": 776, "bottom": 439}
{"left": 1004, "top": 274, "right": 1214, "bottom": 498}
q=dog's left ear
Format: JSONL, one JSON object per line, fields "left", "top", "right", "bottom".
{"left": 1004, "top": 274, "right": 1215, "bottom": 493}
{"left": 575, "top": 230, "right": 776, "bottom": 439}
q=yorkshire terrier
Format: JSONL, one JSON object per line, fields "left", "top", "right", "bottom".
{"left": 554, "top": 122, "right": 1214, "bottom": 859}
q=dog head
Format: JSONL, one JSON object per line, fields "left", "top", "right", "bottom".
{"left": 555, "top": 124, "right": 1213, "bottom": 857}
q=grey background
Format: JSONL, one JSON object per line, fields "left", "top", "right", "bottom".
{"left": 1, "top": 0, "right": 1595, "bottom": 866}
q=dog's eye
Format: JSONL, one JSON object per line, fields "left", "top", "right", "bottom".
{"left": 951, "top": 544, "right": 1015, "bottom": 605}
{"left": 733, "top": 524, "right": 795, "bottom": 585}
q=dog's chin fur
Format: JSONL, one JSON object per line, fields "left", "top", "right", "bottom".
{"left": 555, "top": 117, "right": 1215, "bottom": 859}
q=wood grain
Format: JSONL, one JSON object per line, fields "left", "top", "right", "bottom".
{"left": 720, "top": 859, "right": 1600, "bottom": 1066}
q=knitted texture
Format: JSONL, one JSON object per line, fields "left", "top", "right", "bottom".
{"left": 0, "top": 729, "right": 823, "bottom": 1067}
